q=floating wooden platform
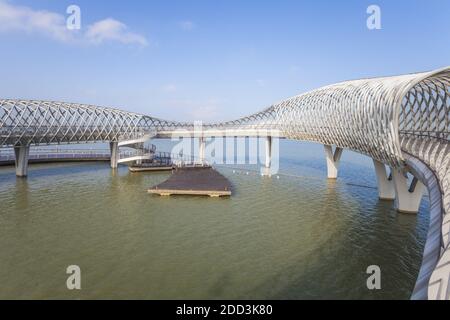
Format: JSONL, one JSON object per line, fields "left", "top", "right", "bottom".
{"left": 129, "top": 165, "right": 174, "bottom": 172}
{"left": 148, "top": 166, "right": 232, "bottom": 197}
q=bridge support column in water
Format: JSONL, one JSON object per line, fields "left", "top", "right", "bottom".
{"left": 373, "top": 159, "right": 396, "bottom": 200}
{"left": 14, "top": 145, "right": 30, "bottom": 177}
{"left": 110, "top": 141, "right": 119, "bottom": 169}
{"left": 261, "top": 136, "right": 273, "bottom": 176}
{"left": 199, "top": 137, "right": 206, "bottom": 164}
{"left": 324, "top": 145, "right": 343, "bottom": 179}
{"left": 392, "top": 170, "right": 425, "bottom": 214}
{"left": 265, "top": 136, "right": 272, "bottom": 169}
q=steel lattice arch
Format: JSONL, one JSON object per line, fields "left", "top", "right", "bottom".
{"left": 208, "top": 66, "right": 449, "bottom": 168}
{"left": 0, "top": 100, "right": 191, "bottom": 147}
{"left": 1, "top": 67, "right": 448, "bottom": 169}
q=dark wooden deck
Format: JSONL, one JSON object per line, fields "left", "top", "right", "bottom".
{"left": 129, "top": 164, "right": 174, "bottom": 172}
{"left": 148, "top": 166, "right": 232, "bottom": 197}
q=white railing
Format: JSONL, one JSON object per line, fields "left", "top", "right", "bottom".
{"left": 0, "top": 148, "right": 207, "bottom": 167}
{"left": 118, "top": 144, "right": 156, "bottom": 160}
{"left": 0, "top": 148, "right": 112, "bottom": 162}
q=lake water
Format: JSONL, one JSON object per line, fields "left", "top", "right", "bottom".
{"left": 0, "top": 140, "right": 429, "bottom": 299}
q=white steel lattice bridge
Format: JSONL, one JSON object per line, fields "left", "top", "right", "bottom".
{"left": 0, "top": 67, "right": 449, "bottom": 300}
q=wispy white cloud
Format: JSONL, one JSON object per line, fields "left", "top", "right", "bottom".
{"left": 0, "top": 1, "right": 148, "bottom": 47}
{"left": 178, "top": 20, "right": 195, "bottom": 31}
{"left": 0, "top": 0, "right": 73, "bottom": 42}
{"left": 85, "top": 18, "right": 148, "bottom": 46}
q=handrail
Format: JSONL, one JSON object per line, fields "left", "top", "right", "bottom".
{"left": 399, "top": 131, "right": 449, "bottom": 142}
{"left": 0, "top": 148, "right": 208, "bottom": 167}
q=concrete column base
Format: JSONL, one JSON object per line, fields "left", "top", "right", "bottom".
{"left": 110, "top": 141, "right": 119, "bottom": 169}
{"left": 373, "top": 159, "right": 395, "bottom": 200}
{"left": 392, "top": 170, "right": 425, "bottom": 214}
{"left": 324, "top": 145, "right": 343, "bottom": 179}
{"left": 14, "top": 145, "right": 30, "bottom": 177}
{"left": 261, "top": 136, "right": 273, "bottom": 176}
{"left": 199, "top": 137, "right": 206, "bottom": 164}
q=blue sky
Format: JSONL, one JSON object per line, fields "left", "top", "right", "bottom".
{"left": 0, "top": 0, "right": 449, "bottom": 122}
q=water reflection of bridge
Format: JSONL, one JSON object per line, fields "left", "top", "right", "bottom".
{"left": 1, "top": 67, "right": 449, "bottom": 300}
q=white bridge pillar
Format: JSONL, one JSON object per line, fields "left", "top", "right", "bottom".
{"left": 14, "top": 145, "right": 30, "bottom": 177}
{"left": 261, "top": 136, "right": 273, "bottom": 176}
{"left": 265, "top": 136, "right": 272, "bottom": 169}
{"left": 373, "top": 159, "right": 395, "bottom": 200}
{"left": 324, "top": 145, "right": 343, "bottom": 179}
{"left": 199, "top": 137, "right": 206, "bottom": 164}
{"left": 392, "top": 169, "right": 425, "bottom": 214}
{"left": 110, "top": 141, "right": 119, "bottom": 169}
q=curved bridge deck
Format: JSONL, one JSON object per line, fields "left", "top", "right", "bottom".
{"left": 401, "top": 137, "right": 450, "bottom": 299}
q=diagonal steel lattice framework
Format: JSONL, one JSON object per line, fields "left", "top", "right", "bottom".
{"left": 207, "top": 66, "right": 449, "bottom": 168}
{"left": 0, "top": 100, "right": 192, "bottom": 147}
{"left": 1, "top": 67, "right": 448, "bottom": 169}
